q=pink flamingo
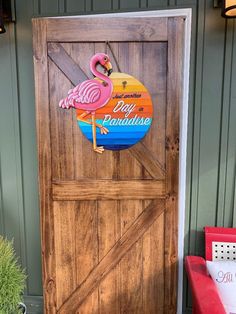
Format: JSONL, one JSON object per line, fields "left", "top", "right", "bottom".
{"left": 59, "top": 53, "right": 113, "bottom": 154}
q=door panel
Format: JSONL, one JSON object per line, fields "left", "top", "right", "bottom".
{"left": 33, "top": 16, "right": 184, "bottom": 314}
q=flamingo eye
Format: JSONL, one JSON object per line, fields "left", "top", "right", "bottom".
{"left": 104, "top": 57, "right": 108, "bottom": 62}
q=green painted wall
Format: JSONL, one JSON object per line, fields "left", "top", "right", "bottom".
{"left": 0, "top": 0, "right": 235, "bottom": 313}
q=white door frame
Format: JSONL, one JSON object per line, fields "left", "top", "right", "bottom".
{"left": 55, "top": 9, "right": 192, "bottom": 314}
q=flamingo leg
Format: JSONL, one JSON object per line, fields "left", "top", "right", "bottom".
{"left": 77, "top": 112, "right": 109, "bottom": 134}
{"left": 92, "top": 114, "right": 104, "bottom": 154}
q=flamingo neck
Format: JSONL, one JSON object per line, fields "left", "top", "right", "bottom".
{"left": 90, "top": 59, "right": 112, "bottom": 87}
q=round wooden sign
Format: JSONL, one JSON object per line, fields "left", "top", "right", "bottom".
{"left": 77, "top": 72, "right": 153, "bottom": 150}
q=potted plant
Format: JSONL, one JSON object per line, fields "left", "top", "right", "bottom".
{"left": 0, "top": 236, "right": 27, "bottom": 313}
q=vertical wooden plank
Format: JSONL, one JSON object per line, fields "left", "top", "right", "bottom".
{"left": 143, "top": 200, "right": 165, "bottom": 313}
{"left": 106, "top": 42, "right": 121, "bottom": 181}
{"left": 98, "top": 201, "right": 120, "bottom": 314}
{"left": 118, "top": 42, "right": 143, "bottom": 179}
{"left": 32, "top": 18, "right": 57, "bottom": 313}
{"left": 75, "top": 201, "right": 99, "bottom": 313}
{"left": 117, "top": 43, "right": 144, "bottom": 313}
{"left": 94, "top": 41, "right": 120, "bottom": 313}
{"left": 95, "top": 42, "right": 118, "bottom": 180}
{"left": 142, "top": 42, "right": 167, "bottom": 169}
{"left": 54, "top": 201, "right": 77, "bottom": 308}
{"left": 49, "top": 57, "right": 75, "bottom": 180}
{"left": 69, "top": 42, "right": 97, "bottom": 179}
{"left": 120, "top": 200, "right": 143, "bottom": 314}
{"left": 164, "top": 17, "right": 183, "bottom": 314}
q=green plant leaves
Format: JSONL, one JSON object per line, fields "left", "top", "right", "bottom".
{"left": 0, "top": 237, "right": 26, "bottom": 314}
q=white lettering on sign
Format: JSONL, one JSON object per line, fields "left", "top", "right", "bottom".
{"left": 103, "top": 114, "right": 151, "bottom": 126}
{"left": 113, "top": 100, "right": 136, "bottom": 117}
{"left": 102, "top": 100, "right": 151, "bottom": 127}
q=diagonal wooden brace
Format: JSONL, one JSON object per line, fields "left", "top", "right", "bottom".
{"left": 58, "top": 199, "right": 165, "bottom": 313}
{"left": 48, "top": 43, "right": 166, "bottom": 180}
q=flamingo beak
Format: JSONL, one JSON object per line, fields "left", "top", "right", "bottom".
{"left": 105, "top": 62, "right": 113, "bottom": 76}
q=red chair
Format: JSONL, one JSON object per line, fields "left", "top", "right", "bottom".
{"left": 185, "top": 227, "right": 236, "bottom": 314}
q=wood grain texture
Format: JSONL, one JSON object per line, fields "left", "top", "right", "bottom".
{"left": 116, "top": 44, "right": 144, "bottom": 313}
{"left": 48, "top": 42, "right": 88, "bottom": 85}
{"left": 33, "top": 15, "right": 184, "bottom": 314}
{"left": 69, "top": 42, "right": 97, "bottom": 180}
{"left": 32, "top": 19, "right": 57, "bottom": 313}
{"left": 46, "top": 17, "right": 168, "bottom": 42}
{"left": 164, "top": 17, "right": 183, "bottom": 314}
{"left": 118, "top": 42, "right": 144, "bottom": 180}
{"left": 120, "top": 200, "right": 143, "bottom": 314}
{"left": 54, "top": 201, "right": 77, "bottom": 308}
{"left": 97, "top": 200, "right": 120, "bottom": 313}
{"left": 58, "top": 200, "right": 165, "bottom": 313}
{"left": 141, "top": 42, "right": 167, "bottom": 171}
{"left": 143, "top": 200, "right": 165, "bottom": 313}
{"left": 75, "top": 201, "right": 99, "bottom": 314}
{"left": 49, "top": 57, "right": 75, "bottom": 180}
{"left": 52, "top": 180, "right": 166, "bottom": 200}
{"left": 129, "top": 142, "right": 166, "bottom": 180}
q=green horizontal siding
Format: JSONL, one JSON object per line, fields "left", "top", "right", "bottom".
{"left": 0, "top": 0, "right": 235, "bottom": 312}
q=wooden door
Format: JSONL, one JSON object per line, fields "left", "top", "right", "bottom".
{"left": 33, "top": 15, "right": 184, "bottom": 314}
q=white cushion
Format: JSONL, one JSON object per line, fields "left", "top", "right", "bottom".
{"left": 206, "top": 260, "right": 236, "bottom": 314}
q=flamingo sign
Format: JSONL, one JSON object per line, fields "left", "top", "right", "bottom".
{"left": 59, "top": 53, "right": 153, "bottom": 153}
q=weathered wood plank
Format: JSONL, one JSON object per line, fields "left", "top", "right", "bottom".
{"left": 116, "top": 43, "right": 144, "bottom": 310}
{"left": 120, "top": 200, "right": 143, "bottom": 313}
{"left": 95, "top": 41, "right": 121, "bottom": 314}
{"left": 52, "top": 180, "right": 166, "bottom": 200}
{"left": 49, "top": 57, "right": 75, "bottom": 180}
{"left": 46, "top": 17, "right": 168, "bottom": 42}
{"left": 142, "top": 42, "right": 167, "bottom": 173}
{"left": 48, "top": 42, "right": 88, "bottom": 85}
{"left": 58, "top": 200, "right": 165, "bottom": 313}
{"left": 97, "top": 200, "right": 120, "bottom": 313}
{"left": 118, "top": 42, "right": 144, "bottom": 180}
{"left": 95, "top": 42, "right": 119, "bottom": 180}
{"left": 129, "top": 142, "right": 166, "bottom": 180}
{"left": 164, "top": 17, "right": 183, "bottom": 314}
{"left": 143, "top": 200, "right": 165, "bottom": 312}
{"left": 75, "top": 201, "right": 99, "bottom": 313}
{"left": 32, "top": 19, "right": 57, "bottom": 313}
{"left": 68, "top": 42, "right": 97, "bottom": 180}
{"left": 54, "top": 201, "right": 77, "bottom": 308}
